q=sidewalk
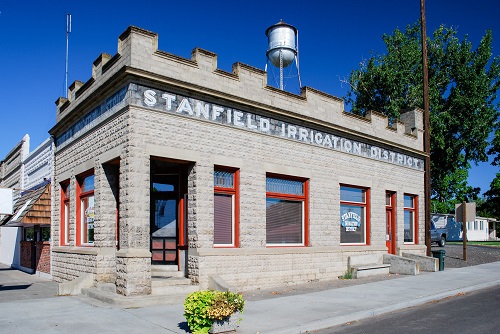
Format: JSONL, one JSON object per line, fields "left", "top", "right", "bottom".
{"left": 1, "top": 261, "right": 500, "bottom": 334}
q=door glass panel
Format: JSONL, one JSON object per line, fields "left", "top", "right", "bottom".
{"left": 152, "top": 199, "right": 177, "bottom": 237}
{"left": 152, "top": 182, "right": 174, "bottom": 192}
{"left": 386, "top": 211, "right": 391, "bottom": 240}
{"left": 152, "top": 175, "right": 177, "bottom": 193}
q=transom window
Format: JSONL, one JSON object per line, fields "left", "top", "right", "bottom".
{"left": 214, "top": 168, "right": 239, "bottom": 247}
{"left": 340, "top": 185, "right": 370, "bottom": 245}
{"left": 266, "top": 175, "right": 308, "bottom": 246}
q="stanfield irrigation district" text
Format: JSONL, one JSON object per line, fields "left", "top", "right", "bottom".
{"left": 142, "top": 86, "right": 423, "bottom": 170}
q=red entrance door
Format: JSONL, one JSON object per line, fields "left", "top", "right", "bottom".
{"left": 386, "top": 210, "right": 394, "bottom": 254}
{"left": 386, "top": 192, "right": 396, "bottom": 254}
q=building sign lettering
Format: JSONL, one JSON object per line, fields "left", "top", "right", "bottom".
{"left": 341, "top": 211, "right": 361, "bottom": 232}
{"left": 55, "top": 83, "right": 424, "bottom": 170}
{"left": 140, "top": 85, "right": 423, "bottom": 170}
{"left": 56, "top": 86, "right": 128, "bottom": 147}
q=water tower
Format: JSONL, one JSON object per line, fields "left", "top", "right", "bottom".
{"left": 265, "top": 20, "right": 302, "bottom": 91}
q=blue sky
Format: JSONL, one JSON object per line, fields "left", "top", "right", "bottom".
{"left": 0, "top": 0, "right": 499, "bottom": 194}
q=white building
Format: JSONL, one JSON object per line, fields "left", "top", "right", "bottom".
{"left": 0, "top": 136, "right": 53, "bottom": 277}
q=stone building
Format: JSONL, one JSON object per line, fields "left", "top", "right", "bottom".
{"left": 49, "top": 26, "right": 426, "bottom": 296}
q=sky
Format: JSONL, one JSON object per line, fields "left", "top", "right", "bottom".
{"left": 0, "top": 0, "right": 499, "bottom": 195}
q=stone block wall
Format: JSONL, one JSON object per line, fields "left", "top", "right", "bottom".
{"left": 116, "top": 256, "right": 151, "bottom": 296}
{"left": 134, "top": 105, "right": 425, "bottom": 290}
{"left": 51, "top": 252, "right": 97, "bottom": 283}
{"left": 51, "top": 112, "right": 129, "bottom": 284}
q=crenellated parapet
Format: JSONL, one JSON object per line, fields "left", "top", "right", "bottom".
{"left": 54, "top": 25, "right": 424, "bottom": 153}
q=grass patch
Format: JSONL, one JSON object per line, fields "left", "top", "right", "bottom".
{"left": 339, "top": 269, "right": 353, "bottom": 279}
{"left": 447, "top": 241, "right": 500, "bottom": 247}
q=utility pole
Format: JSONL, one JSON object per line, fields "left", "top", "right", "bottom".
{"left": 420, "top": 0, "right": 432, "bottom": 256}
{"left": 462, "top": 201, "right": 467, "bottom": 261}
{"left": 65, "top": 14, "right": 72, "bottom": 98}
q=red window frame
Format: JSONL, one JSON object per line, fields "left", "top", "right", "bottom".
{"left": 213, "top": 167, "right": 239, "bottom": 247}
{"left": 265, "top": 173, "right": 309, "bottom": 247}
{"left": 340, "top": 185, "right": 371, "bottom": 245}
{"left": 403, "top": 194, "right": 418, "bottom": 244}
{"left": 76, "top": 170, "right": 95, "bottom": 246}
{"left": 60, "top": 181, "right": 70, "bottom": 246}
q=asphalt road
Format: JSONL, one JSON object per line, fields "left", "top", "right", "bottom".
{"left": 314, "top": 284, "right": 500, "bottom": 334}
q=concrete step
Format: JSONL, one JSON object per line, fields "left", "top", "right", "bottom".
{"left": 151, "top": 283, "right": 199, "bottom": 296}
{"left": 151, "top": 265, "right": 185, "bottom": 278}
{"left": 95, "top": 282, "right": 116, "bottom": 293}
{"left": 79, "top": 265, "right": 198, "bottom": 307}
{"left": 152, "top": 277, "right": 192, "bottom": 287}
{"left": 81, "top": 286, "right": 198, "bottom": 308}
{"left": 352, "top": 263, "right": 391, "bottom": 278}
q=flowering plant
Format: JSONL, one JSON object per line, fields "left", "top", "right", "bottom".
{"left": 184, "top": 290, "right": 245, "bottom": 333}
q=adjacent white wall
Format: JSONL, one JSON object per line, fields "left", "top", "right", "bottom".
{"left": 0, "top": 226, "right": 21, "bottom": 266}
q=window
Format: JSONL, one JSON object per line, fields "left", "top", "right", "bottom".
{"left": 266, "top": 175, "right": 308, "bottom": 246}
{"left": 24, "top": 227, "right": 34, "bottom": 241}
{"left": 474, "top": 221, "right": 478, "bottom": 230}
{"left": 340, "top": 185, "right": 370, "bottom": 245}
{"left": 404, "top": 194, "right": 418, "bottom": 244}
{"left": 41, "top": 227, "right": 51, "bottom": 241}
{"left": 60, "top": 181, "right": 70, "bottom": 245}
{"left": 76, "top": 172, "right": 95, "bottom": 245}
{"left": 480, "top": 221, "right": 484, "bottom": 230}
{"left": 214, "top": 168, "right": 239, "bottom": 247}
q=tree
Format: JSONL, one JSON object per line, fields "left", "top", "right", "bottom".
{"left": 482, "top": 118, "right": 500, "bottom": 218}
{"left": 344, "top": 22, "right": 500, "bottom": 212}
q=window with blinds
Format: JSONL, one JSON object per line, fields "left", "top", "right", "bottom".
{"left": 266, "top": 174, "right": 308, "bottom": 246}
{"left": 214, "top": 168, "right": 239, "bottom": 247}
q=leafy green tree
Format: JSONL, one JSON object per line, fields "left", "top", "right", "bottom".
{"left": 483, "top": 121, "right": 500, "bottom": 218}
{"left": 344, "top": 22, "right": 500, "bottom": 211}
{"left": 478, "top": 173, "right": 500, "bottom": 218}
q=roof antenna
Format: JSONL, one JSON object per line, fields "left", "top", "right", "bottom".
{"left": 65, "top": 14, "right": 72, "bottom": 98}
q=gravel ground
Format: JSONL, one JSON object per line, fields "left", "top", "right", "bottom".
{"left": 435, "top": 244, "right": 500, "bottom": 268}
{"left": 243, "top": 244, "right": 500, "bottom": 301}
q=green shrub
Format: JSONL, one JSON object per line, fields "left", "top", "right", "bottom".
{"left": 339, "top": 269, "right": 353, "bottom": 279}
{"left": 184, "top": 290, "right": 217, "bottom": 333}
{"left": 183, "top": 290, "right": 245, "bottom": 333}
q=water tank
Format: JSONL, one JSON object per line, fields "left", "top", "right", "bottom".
{"left": 265, "top": 20, "right": 297, "bottom": 68}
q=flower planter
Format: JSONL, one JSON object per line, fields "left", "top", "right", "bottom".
{"left": 209, "top": 311, "right": 241, "bottom": 333}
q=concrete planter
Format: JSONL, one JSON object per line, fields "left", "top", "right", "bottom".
{"left": 209, "top": 311, "right": 241, "bottom": 333}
